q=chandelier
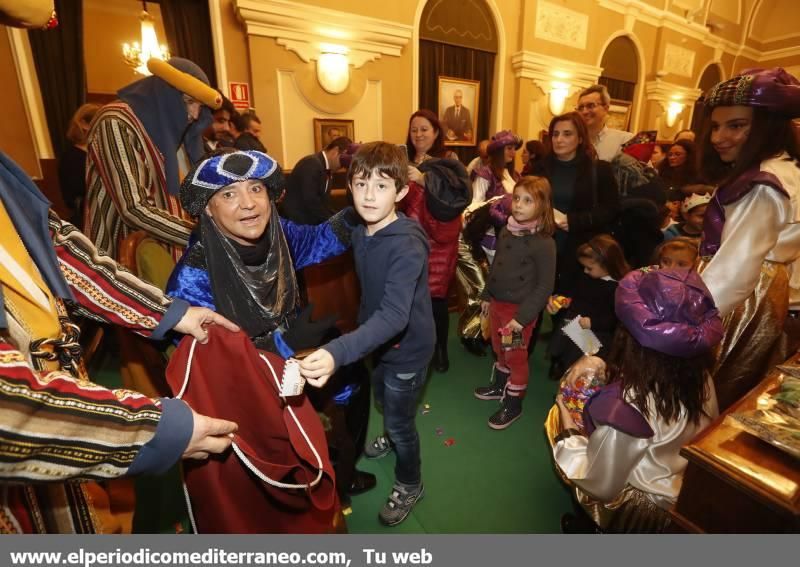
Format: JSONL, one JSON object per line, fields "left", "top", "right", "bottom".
{"left": 122, "top": 1, "right": 170, "bottom": 76}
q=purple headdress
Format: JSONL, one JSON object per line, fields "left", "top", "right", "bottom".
{"left": 487, "top": 130, "right": 523, "bottom": 153}
{"left": 615, "top": 268, "right": 723, "bottom": 358}
{"left": 702, "top": 67, "right": 800, "bottom": 117}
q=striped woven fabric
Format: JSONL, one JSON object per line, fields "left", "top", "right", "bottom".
{"left": 51, "top": 211, "right": 169, "bottom": 334}
{"left": 0, "top": 213, "right": 182, "bottom": 532}
{"left": 0, "top": 343, "right": 161, "bottom": 483}
{"left": 84, "top": 102, "right": 194, "bottom": 261}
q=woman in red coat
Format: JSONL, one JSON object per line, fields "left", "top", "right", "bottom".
{"left": 400, "top": 109, "right": 471, "bottom": 372}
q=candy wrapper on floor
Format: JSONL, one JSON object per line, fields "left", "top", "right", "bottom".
{"left": 559, "top": 356, "right": 608, "bottom": 432}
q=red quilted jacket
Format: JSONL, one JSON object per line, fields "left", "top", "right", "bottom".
{"left": 398, "top": 181, "right": 461, "bottom": 298}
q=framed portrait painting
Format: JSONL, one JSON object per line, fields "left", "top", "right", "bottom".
{"left": 606, "top": 99, "right": 632, "bottom": 132}
{"left": 438, "top": 76, "right": 480, "bottom": 147}
{"left": 313, "top": 118, "right": 355, "bottom": 153}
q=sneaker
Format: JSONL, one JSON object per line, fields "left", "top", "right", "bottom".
{"left": 364, "top": 434, "right": 393, "bottom": 459}
{"left": 379, "top": 482, "right": 425, "bottom": 526}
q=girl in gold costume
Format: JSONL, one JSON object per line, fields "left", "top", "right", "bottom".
{"left": 697, "top": 68, "right": 800, "bottom": 410}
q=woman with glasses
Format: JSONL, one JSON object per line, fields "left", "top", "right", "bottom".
{"left": 657, "top": 139, "right": 698, "bottom": 193}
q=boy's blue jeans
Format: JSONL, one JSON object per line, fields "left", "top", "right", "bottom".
{"left": 372, "top": 363, "right": 427, "bottom": 486}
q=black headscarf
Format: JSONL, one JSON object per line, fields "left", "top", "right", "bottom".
{"left": 199, "top": 209, "right": 298, "bottom": 344}
{"left": 118, "top": 57, "right": 212, "bottom": 196}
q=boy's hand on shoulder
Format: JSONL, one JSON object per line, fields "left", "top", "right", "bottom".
{"left": 579, "top": 316, "right": 592, "bottom": 329}
{"left": 298, "top": 348, "right": 335, "bottom": 388}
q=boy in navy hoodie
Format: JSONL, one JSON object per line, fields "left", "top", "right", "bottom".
{"left": 300, "top": 142, "right": 434, "bottom": 526}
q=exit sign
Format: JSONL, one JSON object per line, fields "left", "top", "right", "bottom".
{"left": 229, "top": 82, "right": 250, "bottom": 110}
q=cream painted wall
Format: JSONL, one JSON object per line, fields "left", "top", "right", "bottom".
{"left": 218, "top": 0, "right": 251, "bottom": 88}
{"left": 0, "top": 28, "right": 39, "bottom": 176}
{"left": 276, "top": 70, "right": 382, "bottom": 167}
{"left": 246, "top": 34, "right": 412, "bottom": 168}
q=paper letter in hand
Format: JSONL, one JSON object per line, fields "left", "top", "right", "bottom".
{"left": 561, "top": 316, "right": 602, "bottom": 355}
{"left": 280, "top": 358, "right": 306, "bottom": 397}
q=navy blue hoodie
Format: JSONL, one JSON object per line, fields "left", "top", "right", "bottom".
{"left": 324, "top": 213, "right": 435, "bottom": 372}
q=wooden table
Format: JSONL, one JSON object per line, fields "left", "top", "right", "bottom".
{"left": 670, "top": 356, "right": 800, "bottom": 533}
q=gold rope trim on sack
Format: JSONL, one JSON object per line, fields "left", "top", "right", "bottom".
{"left": 147, "top": 59, "right": 222, "bottom": 109}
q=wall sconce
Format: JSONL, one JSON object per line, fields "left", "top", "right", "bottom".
{"left": 549, "top": 81, "right": 570, "bottom": 115}
{"left": 665, "top": 100, "right": 684, "bottom": 127}
{"left": 317, "top": 46, "right": 350, "bottom": 94}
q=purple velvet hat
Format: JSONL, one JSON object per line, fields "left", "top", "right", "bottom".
{"left": 487, "top": 130, "right": 523, "bottom": 154}
{"left": 615, "top": 268, "right": 723, "bottom": 358}
{"left": 702, "top": 67, "right": 800, "bottom": 117}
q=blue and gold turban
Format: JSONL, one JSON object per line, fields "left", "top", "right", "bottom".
{"left": 180, "top": 150, "right": 285, "bottom": 217}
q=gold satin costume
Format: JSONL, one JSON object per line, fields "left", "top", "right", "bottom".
{"left": 455, "top": 236, "right": 487, "bottom": 340}
{"left": 544, "top": 376, "right": 718, "bottom": 533}
{"left": 700, "top": 155, "right": 800, "bottom": 410}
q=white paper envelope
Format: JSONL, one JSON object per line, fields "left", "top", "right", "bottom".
{"left": 561, "top": 316, "right": 602, "bottom": 355}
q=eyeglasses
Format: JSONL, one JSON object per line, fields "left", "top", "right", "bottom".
{"left": 575, "top": 102, "right": 604, "bottom": 112}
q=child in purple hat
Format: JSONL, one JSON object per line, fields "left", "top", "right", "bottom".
{"left": 548, "top": 267, "right": 723, "bottom": 533}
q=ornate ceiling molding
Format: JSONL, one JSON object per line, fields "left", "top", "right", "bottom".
{"left": 511, "top": 51, "right": 603, "bottom": 96}
{"left": 234, "top": 0, "right": 412, "bottom": 68}
{"left": 597, "top": 0, "right": 762, "bottom": 62}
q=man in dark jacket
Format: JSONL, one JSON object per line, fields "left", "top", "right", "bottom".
{"left": 280, "top": 136, "right": 352, "bottom": 224}
{"left": 232, "top": 111, "right": 267, "bottom": 152}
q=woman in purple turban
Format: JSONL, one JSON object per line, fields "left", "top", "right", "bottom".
{"left": 697, "top": 67, "right": 800, "bottom": 410}
{"left": 547, "top": 268, "right": 723, "bottom": 533}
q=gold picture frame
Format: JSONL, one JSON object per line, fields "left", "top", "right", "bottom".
{"left": 438, "top": 76, "right": 480, "bottom": 147}
{"left": 313, "top": 118, "right": 355, "bottom": 153}
{"left": 606, "top": 99, "right": 632, "bottom": 132}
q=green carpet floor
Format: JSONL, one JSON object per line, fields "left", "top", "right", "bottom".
{"left": 92, "top": 313, "right": 573, "bottom": 533}
{"left": 343, "top": 313, "right": 573, "bottom": 533}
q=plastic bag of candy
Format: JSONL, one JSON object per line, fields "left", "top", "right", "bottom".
{"left": 559, "top": 355, "right": 607, "bottom": 432}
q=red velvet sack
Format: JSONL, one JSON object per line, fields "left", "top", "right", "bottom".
{"left": 165, "top": 327, "right": 337, "bottom": 533}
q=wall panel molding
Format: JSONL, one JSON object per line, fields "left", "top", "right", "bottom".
{"left": 534, "top": 1, "right": 589, "bottom": 50}
{"left": 598, "top": 0, "right": 762, "bottom": 61}
{"left": 234, "top": 0, "right": 411, "bottom": 68}
{"left": 511, "top": 51, "right": 603, "bottom": 95}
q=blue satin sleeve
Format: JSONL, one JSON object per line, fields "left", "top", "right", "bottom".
{"left": 279, "top": 217, "right": 348, "bottom": 270}
{"left": 165, "top": 261, "right": 217, "bottom": 311}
